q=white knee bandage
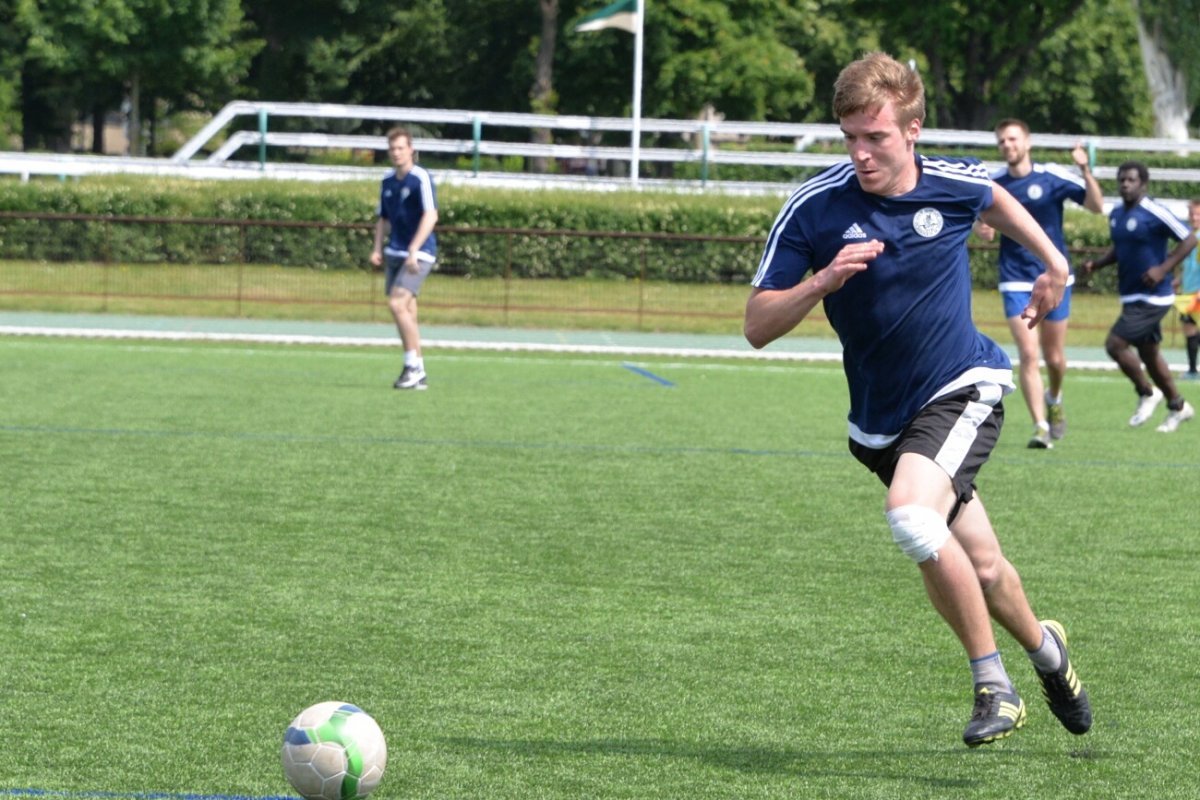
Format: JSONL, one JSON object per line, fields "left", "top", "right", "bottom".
{"left": 886, "top": 504, "right": 951, "bottom": 563}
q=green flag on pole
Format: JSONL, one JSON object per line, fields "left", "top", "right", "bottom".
{"left": 574, "top": 0, "right": 639, "bottom": 34}
{"left": 574, "top": 0, "right": 645, "bottom": 185}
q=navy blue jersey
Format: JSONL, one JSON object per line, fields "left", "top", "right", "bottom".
{"left": 377, "top": 165, "right": 438, "bottom": 260}
{"left": 753, "top": 155, "right": 1013, "bottom": 446}
{"left": 1109, "top": 197, "right": 1190, "bottom": 305}
{"left": 992, "top": 163, "right": 1084, "bottom": 289}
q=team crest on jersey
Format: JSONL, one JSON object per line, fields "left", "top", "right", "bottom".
{"left": 912, "top": 208, "right": 944, "bottom": 238}
{"left": 1027, "top": 184, "right": 1044, "bottom": 200}
{"left": 400, "top": 187, "right": 411, "bottom": 201}
{"left": 1126, "top": 217, "right": 1138, "bottom": 231}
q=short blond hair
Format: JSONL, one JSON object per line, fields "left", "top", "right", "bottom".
{"left": 833, "top": 52, "right": 925, "bottom": 128}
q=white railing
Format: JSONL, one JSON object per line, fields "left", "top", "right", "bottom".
{"left": 4, "top": 100, "right": 1200, "bottom": 208}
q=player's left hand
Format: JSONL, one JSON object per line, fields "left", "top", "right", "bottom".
{"left": 1021, "top": 271, "right": 1064, "bottom": 328}
{"left": 1071, "top": 140, "right": 1089, "bottom": 169}
{"left": 1142, "top": 264, "right": 1167, "bottom": 287}
{"left": 405, "top": 255, "right": 421, "bottom": 274}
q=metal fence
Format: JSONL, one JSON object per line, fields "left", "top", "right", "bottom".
{"left": 0, "top": 211, "right": 770, "bottom": 332}
{"left": 0, "top": 211, "right": 1119, "bottom": 336}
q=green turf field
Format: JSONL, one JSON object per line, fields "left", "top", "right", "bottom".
{"left": 2, "top": 336, "right": 1198, "bottom": 800}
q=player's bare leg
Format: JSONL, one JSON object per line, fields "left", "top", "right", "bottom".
{"left": 389, "top": 287, "right": 426, "bottom": 390}
{"left": 887, "top": 453, "right": 1026, "bottom": 745}
{"left": 1007, "top": 315, "right": 1050, "bottom": 447}
{"left": 388, "top": 287, "right": 421, "bottom": 355}
{"left": 1040, "top": 319, "right": 1068, "bottom": 439}
{"left": 950, "top": 493, "right": 1041, "bottom": 650}
{"left": 953, "top": 489, "right": 1092, "bottom": 736}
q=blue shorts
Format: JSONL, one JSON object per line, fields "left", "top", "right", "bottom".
{"left": 1002, "top": 285, "right": 1071, "bottom": 322}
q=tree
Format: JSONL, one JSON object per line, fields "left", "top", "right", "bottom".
{"left": 853, "top": 0, "right": 1087, "bottom": 129}
{"left": 1132, "top": 0, "right": 1200, "bottom": 140}
{"left": 9, "top": 0, "right": 255, "bottom": 153}
{"left": 1001, "top": 0, "right": 1153, "bottom": 136}
{"left": 559, "top": 0, "right": 857, "bottom": 122}
{"left": 122, "top": 0, "right": 258, "bottom": 154}
{"left": 530, "top": 0, "right": 560, "bottom": 172}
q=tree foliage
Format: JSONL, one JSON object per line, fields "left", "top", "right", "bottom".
{"left": 0, "top": 0, "right": 1192, "bottom": 155}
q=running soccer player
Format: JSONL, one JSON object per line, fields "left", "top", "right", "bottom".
{"left": 1079, "top": 161, "right": 1196, "bottom": 431}
{"left": 371, "top": 126, "right": 439, "bottom": 391}
{"left": 977, "top": 119, "right": 1103, "bottom": 448}
{"left": 745, "top": 52, "right": 1092, "bottom": 748}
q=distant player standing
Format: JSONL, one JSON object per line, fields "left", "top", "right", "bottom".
{"left": 371, "top": 127, "right": 439, "bottom": 390}
{"left": 976, "top": 119, "right": 1103, "bottom": 448}
{"left": 745, "top": 52, "right": 1092, "bottom": 747}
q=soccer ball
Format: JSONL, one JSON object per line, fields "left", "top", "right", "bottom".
{"left": 281, "top": 701, "right": 388, "bottom": 800}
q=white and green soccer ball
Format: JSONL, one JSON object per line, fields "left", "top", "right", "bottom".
{"left": 281, "top": 701, "right": 388, "bottom": 800}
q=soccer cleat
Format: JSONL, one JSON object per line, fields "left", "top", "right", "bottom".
{"left": 962, "top": 685, "right": 1026, "bottom": 747}
{"left": 1155, "top": 400, "right": 1195, "bottom": 433}
{"left": 1046, "top": 399, "right": 1067, "bottom": 440}
{"left": 393, "top": 365, "right": 428, "bottom": 390}
{"left": 1179, "top": 371, "right": 1200, "bottom": 381}
{"left": 1027, "top": 427, "right": 1053, "bottom": 449}
{"left": 1129, "top": 387, "right": 1163, "bottom": 426}
{"left": 1035, "top": 620, "right": 1092, "bottom": 735}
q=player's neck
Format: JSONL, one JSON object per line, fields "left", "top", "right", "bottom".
{"left": 1007, "top": 158, "right": 1033, "bottom": 178}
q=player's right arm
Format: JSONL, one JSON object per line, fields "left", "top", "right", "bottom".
{"left": 744, "top": 240, "right": 883, "bottom": 349}
{"left": 370, "top": 217, "right": 387, "bottom": 267}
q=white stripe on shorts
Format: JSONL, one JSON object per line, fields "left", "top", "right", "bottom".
{"left": 934, "top": 382, "right": 1001, "bottom": 477}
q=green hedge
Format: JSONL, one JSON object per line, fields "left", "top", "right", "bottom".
{"left": 0, "top": 174, "right": 1125, "bottom": 289}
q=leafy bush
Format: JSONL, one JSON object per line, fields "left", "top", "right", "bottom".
{"left": 0, "top": 174, "right": 1126, "bottom": 288}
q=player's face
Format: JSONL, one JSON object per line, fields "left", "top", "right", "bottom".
{"left": 840, "top": 101, "right": 920, "bottom": 197}
{"left": 1117, "top": 168, "right": 1147, "bottom": 205}
{"left": 996, "top": 125, "right": 1030, "bottom": 167}
{"left": 388, "top": 136, "right": 415, "bottom": 172}
{"left": 1189, "top": 204, "right": 1200, "bottom": 230}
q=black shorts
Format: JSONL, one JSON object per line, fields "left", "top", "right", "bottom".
{"left": 849, "top": 383, "right": 1005, "bottom": 519}
{"left": 1111, "top": 301, "right": 1171, "bottom": 346}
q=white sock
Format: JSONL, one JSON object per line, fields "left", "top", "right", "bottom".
{"left": 1027, "top": 625, "right": 1063, "bottom": 672}
{"left": 1045, "top": 391, "right": 1062, "bottom": 405}
{"left": 969, "top": 651, "right": 1012, "bottom": 691}
{"left": 404, "top": 350, "right": 419, "bottom": 368}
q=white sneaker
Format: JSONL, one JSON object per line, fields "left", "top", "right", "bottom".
{"left": 1129, "top": 387, "right": 1163, "bottom": 426}
{"left": 1027, "top": 426, "right": 1053, "bottom": 449}
{"left": 1156, "top": 401, "right": 1195, "bottom": 433}
{"left": 393, "top": 364, "right": 428, "bottom": 390}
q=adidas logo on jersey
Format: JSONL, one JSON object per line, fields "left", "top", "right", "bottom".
{"left": 842, "top": 223, "right": 867, "bottom": 240}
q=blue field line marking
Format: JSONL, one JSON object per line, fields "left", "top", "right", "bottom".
{"left": 3, "top": 790, "right": 293, "bottom": 800}
{"left": 621, "top": 362, "right": 675, "bottom": 387}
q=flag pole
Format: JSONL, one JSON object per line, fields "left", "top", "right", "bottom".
{"left": 630, "top": 0, "right": 644, "bottom": 187}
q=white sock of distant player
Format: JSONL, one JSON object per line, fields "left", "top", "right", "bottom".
{"left": 1045, "top": 390, "right": 1062, "bottom": 405}
{"left": 970, "top": 651, "right": 1013, "bottom": 691}
{"left": 404, "top": 350, "right": 420, "bottom": 369}
{"left": 1027, "top": 624, "right": 1063, "bottom": 672}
